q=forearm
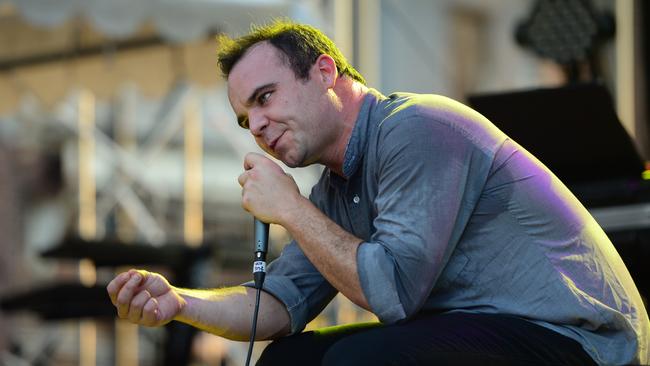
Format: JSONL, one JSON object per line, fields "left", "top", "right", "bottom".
{"left": 174, "top": 285, "right": 290, "bottom": 341}
{"left": 280, "top": 195, "right": 370, "bottom": 310}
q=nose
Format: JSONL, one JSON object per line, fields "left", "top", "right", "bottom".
{"left": 248, "top": 109, "right": 269, "bottom": 137}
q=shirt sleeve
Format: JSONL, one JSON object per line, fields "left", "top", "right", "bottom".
{"left": 242, "top": 188, "right": 338, "bottom": 334}
{"left": 357, "top": 112, "right": 492, "bottom": 324}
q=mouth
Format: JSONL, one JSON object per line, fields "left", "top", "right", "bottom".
{"left": 268, "top": 132, "right": 285, "bottom": 152}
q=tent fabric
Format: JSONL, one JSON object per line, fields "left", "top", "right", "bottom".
{"left": 5, "top": 0, "right": 290, "bottom": 42}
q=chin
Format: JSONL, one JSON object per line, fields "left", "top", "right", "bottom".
{"left": 280, "top": 154, "right": 305, "bottom": 168}
{"left": 279, "top": 147, "right": 310, "bottom": 168}
{"left": 282, "top": 159, "right": 300, "bottom": 168}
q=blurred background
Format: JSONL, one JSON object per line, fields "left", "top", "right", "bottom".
{"left": 0, "top": 0, "right": 647, "bottom": 365}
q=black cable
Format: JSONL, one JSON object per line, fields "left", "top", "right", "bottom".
{"left": 245, "top": 219, "right": 269, "bottom": 366}
{"left": 245, "top": 286, "right": 263, "bottom": 366}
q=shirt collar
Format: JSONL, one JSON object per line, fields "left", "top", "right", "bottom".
{"left": 342, "top": 89, "right": 384, "bottom": 178}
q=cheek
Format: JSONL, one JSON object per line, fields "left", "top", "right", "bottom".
{"left": 291, "top": 84, "right": 316, "bottom": 111}
{"left": 267, "top": 97, "right": 291, "bottom": 121}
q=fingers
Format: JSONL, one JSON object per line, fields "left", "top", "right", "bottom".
{"left": 116, "top": 272, "right": 143, "bottom": 318}
{"left": 240, "top": 153, "right": 264, "bottom": 187}
{"left": 243, "top": 152, "right": 265, "bottom": 170}
{"left": 106, "top": 272, "right": 131, "bottom": 306}
{"left": 106, "top": 269, "right": 169, "bottom": 326}
{"left": 107, "top": 270, "right": 167, "bottom": 326}
{"left": 239, "top": 152, "right": 286, "bottom": 188}
{"left": 127, "top": 289, "right": 151, "bottom": 323}
{"left": 141, "top": 297, "right": 160, "bottom": 326}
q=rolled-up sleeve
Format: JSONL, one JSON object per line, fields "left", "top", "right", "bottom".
{"left": 357, "top": 114, "right": 492, "bottom": 324}
{"left": 243, "top": 239, "right": 337, "bottom": 334}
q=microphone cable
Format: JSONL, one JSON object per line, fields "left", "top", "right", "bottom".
{"left": 245, "top": 219, "right": 269, "bottom": 366}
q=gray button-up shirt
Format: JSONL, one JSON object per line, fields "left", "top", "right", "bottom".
{"left": 246, "top": 90, "right": 649, "bottom": 365}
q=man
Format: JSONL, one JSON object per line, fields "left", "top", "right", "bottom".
{"left": 107, "top": 21, "right": 649, "bottom": 365}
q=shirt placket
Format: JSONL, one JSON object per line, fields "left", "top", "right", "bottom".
{"left": 346, "top": 179, "right": 368, "bottom": 239}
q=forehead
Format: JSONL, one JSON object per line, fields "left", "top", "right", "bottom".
{"left": 227, "top": 43, "right": 289, "bottom": 105}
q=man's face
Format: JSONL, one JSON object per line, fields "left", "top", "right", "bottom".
{"left": 227, "top": 42, "right": 331, "bottom": 168}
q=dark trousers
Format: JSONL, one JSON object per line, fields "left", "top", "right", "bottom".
{"left": 256, "top": 312, "right": 598, "bottom": 366}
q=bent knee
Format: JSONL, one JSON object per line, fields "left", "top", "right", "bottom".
{"left": 322, "top": 337, "right": 391, "bottom": 366}
{"left": 256, "top": 339, "right": 293, "bottom": 366}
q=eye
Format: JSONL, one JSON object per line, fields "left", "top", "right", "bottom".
{"left": 258, "top": 91, "right": 272, "bottom": 106}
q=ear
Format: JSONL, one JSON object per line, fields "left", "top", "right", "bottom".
{"left": 314, "top": 54, "right": 338, "bottom": 88}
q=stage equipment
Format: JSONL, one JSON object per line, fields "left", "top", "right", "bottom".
{"left": 515, "top": 0, "right": 615, "bottom": 82}
{"left": 0, "top": 237, "right": 211, "bottom": 365}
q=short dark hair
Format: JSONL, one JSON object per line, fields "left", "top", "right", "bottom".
{"left": 216, "top": 20, "right": 366, "bottom": 85}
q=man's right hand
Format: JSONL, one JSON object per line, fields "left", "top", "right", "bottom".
{"left": 106, "top": 269, "right": 186, "bottom": 327}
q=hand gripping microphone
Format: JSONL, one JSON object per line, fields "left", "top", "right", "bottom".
{"left": 246, "top": 218, "right": 269, "bottom": 366}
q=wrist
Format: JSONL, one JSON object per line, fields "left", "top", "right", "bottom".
{"left": 173, "top": 287, "right": 190, "bottom": 322}
{"left": 277, "top": 192, "right": 309, "bottom": 228}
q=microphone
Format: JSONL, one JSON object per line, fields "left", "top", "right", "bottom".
{"left": 253, "top": 218, "right": 269, "bottom": 289}
{"left": 246, "top": 218, "right": 270, "bottom": 366}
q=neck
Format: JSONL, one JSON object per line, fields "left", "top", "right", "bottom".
{"left": 324, "top": 78, "right": 369, "bottom": 177}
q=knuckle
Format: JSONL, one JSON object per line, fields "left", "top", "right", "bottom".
{"left": 116, "top": 291, "right": 130, "bottom": 305}
{"left": 131, "top": 298, "right": 144, "bottom": 309}
{"left": 144, "top": 300, "right": 156, "bottom": 312}
{"left": 130, "top": 290, "right": 149, "bottom": 309}
{"left": 132, "top": 295, "right": 145, "bottom": 308}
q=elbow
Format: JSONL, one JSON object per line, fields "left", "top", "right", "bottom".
{"left": 372, "top": 302, "right": 409, "bottom": 325}
{"left": 357, "top": 243, "right": 423, "bottom": 324}
{"left": 371, "top": 294, "right": 427, "bottom": 325}
{"left": 349, "top": 291, "right": 372, "bottom": 312}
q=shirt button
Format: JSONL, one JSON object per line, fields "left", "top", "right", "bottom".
{"left": 353, "top": 195, "right": 360, "bottom": 204}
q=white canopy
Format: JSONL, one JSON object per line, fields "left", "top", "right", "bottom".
{"left": 3, "top": 0, "right": 312, "bottom": 42}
